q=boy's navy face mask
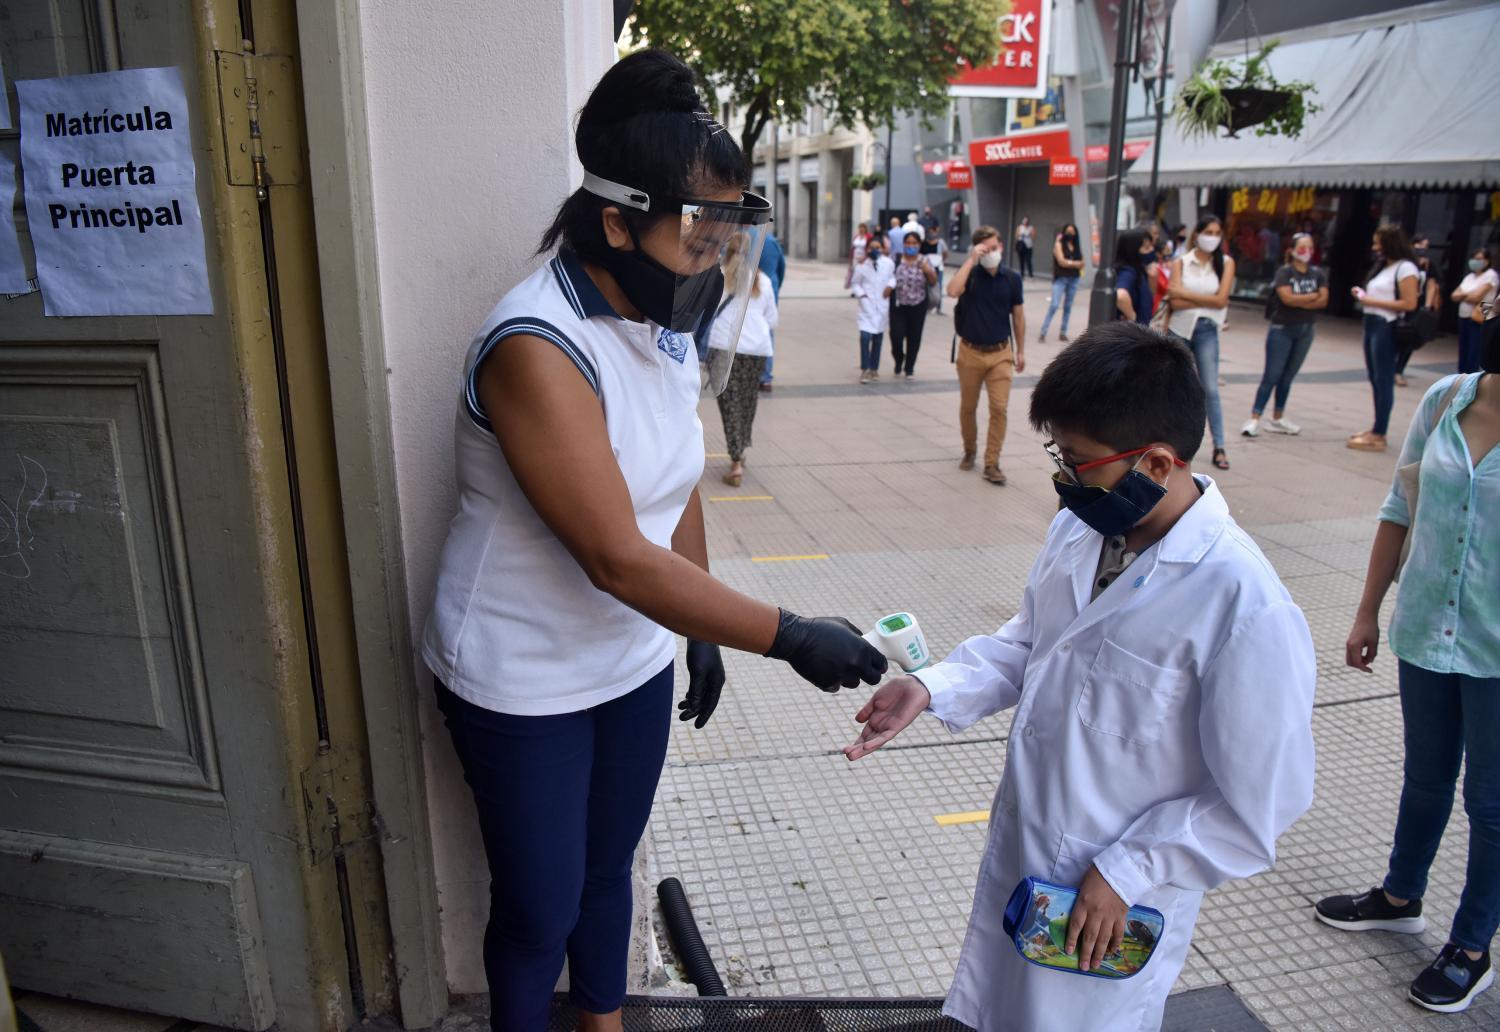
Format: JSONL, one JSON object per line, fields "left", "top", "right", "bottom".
{"left": 1049, "top": 445, "right": 1184, "bottom": 537}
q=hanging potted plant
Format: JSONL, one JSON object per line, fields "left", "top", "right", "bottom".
{"left": 1175, "top": 41, "right": 1319, "bottom": 139}
{"left": 848, "top": 171, "right": 887, "bottom": 192}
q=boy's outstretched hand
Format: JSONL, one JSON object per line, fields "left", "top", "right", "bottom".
{"left": 842, "top": 675, "right": 931, "bottom": 760}
{"left": 1065, "top": 864, "right": 1128, "bottom": 973}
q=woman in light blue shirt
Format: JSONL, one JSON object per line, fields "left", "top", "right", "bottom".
{"left": 1315, "top": 343, "right": 1500, "bottom": 1014}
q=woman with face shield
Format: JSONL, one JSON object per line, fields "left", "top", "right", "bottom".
{"left": 710, "top": 234, "right": 777, "bottom": 485}
{"left": 420, "top": 50, "right": 886, "bottom": 1032}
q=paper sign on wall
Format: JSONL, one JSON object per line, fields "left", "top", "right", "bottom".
{"left": 17, "top": 66, "right": 213, "bottom": 316}
{"left": 0, "top": 158, "right": 33, "bottom": 293}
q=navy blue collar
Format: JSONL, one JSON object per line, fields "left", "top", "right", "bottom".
{"left": 552, "top": 249, "right": 620, "bottom": 320}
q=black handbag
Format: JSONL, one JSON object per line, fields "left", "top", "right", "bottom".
{"left": 1391, "top": 263, "right": 1438, "bottom": 353}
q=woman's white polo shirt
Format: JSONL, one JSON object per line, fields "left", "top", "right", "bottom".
{"left": 422, "top": 250, "right": 706, "bottom": 715}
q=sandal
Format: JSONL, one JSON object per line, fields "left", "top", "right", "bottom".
{"left": 1212, "top": 448, "right": 1230, "bottom": 471}
{"left": 722, "top": 470, "right": 743, "bottom": 487}
{"left": 1347, "top": 435, "right": 1387, "bottom": 452}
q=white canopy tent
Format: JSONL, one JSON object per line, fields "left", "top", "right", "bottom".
{"left": 1137, "top": 6, "right": 1500, "bottom": 189}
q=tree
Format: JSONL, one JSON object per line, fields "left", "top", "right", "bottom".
{"left": 629, "top": 0, "right": 1007, "bottom": 164}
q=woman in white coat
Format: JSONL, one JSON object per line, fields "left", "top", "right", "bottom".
{"left": 845, "top": 323, "right": 1316, "bottom": 1032}
{"left": 711, "top": 236, "right": 778, "bottom": 486}
{"left": 850, "top": 236, "right": 895, "bottom": 383}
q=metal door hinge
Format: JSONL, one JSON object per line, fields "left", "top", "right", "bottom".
{"left": 300, "top": 749, "right": 375, "bottom": 866}
{"left": 215, "top": 44, "right": 304, "bottom": 193}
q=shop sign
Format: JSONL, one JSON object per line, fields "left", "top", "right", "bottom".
{"left": 947, "top": 164, "right": 974, "bottom": 190}
{"left": 1048, "top": 157, "right": 1081, "bottom": 186}
{"left": 1084, "top": 139, "right": 1152, "bottom": 164}
{"left": 969, "top": 128, "right": 1070, "bottom": 167}
{"left": 949, "top": 0, "right": 1052, "bottom": 99}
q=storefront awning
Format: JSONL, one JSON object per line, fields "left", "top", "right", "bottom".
{"left": 1135, "top": 7, "right": 1500, "bottom": 190}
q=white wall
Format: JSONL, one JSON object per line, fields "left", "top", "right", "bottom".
{"left": 356, "top": 0, "right": 616, "bottom": 993}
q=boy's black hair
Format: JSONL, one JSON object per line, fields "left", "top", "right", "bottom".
{"left": 1029, "top": 322, "right": 1207, "bottom": 461}
{"left": 538, "top": 49, "right": 748, "bottom": 262}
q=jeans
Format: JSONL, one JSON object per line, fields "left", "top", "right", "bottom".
{"left": 760, "top": 349, "right": 774, "bottom": 384}
{"left": 1016, "top": 242, "right": 1034, "bottom": 278}
{"left": 1362, "top": 314, "right": 1398, "bottom": 435}
{"left": 1039, "top": 277, "right": 1079, "bottom": 338}
{"left": 890, "top": 302, "right": 928, "bottom": 374}
{"left": 435, "top": 665, "right": 674, "bottom": 1030}
{"left": 1175, "top": 318, "right": 1225, "bottom": 449}
{"left": 1459, "top": 319, "right": 1484, "bottom": 374}
{"left": 1252, "top": 322, "right": 1316, "bottom": 415}
{"left": 859, "top": 331, "right": 884, "bottom": 371}
{"left": 1384, "top": 660, "right": 1500, "bottom": 953}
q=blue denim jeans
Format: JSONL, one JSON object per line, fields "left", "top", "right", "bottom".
{"left": 1039, "top": 277, "right": 1079, "bottom": 338}
{"left": 761, "top": 347, "right": 775, "bottom": 384}
{"left": 1174, "top": 318, "right": 1225, "bottom": 449}
{"left": 1252, "top": 321, "right": 1316, "bottom": 415}
{"left": 1458, "top": 319, "right": 1484, "bottom": 374}
{"left": 1362, "top": 314, "right": 1398, "bottom": 436}
{"left": 1384, "top": 660, "right": 1500, "bottom": 952}
{"left": 859, "top": 331, "right": 883, "bottom": 371}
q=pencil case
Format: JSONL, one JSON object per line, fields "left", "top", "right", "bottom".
{"left": 1002, "top": 876, "right": 1165, "bottom": 980}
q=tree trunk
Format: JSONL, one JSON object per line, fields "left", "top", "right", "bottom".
{"left": 738, "top": 94, "right": 773, "bottom": 179}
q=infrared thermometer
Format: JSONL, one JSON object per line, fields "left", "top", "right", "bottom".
{"left": 864, "top": 612, "right": 931, "bottom": 673}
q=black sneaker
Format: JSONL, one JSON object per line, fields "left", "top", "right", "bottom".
{"left": 1314, "top": 887, "right": 1426, "bottom": 933}
{"left": 1410, "top": 945, "right": 1493, "bottom": 1013}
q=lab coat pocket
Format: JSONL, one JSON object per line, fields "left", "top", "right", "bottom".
{"left": 1077, "top": 639, "right": 1189, "bottom": 746}
{"left": 1051, "top": 833, "right": 1105, "bottom": 886}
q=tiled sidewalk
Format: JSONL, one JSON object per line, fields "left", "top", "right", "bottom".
{"left": 647, "top": 259, "right": 1495, "bottom": 1029}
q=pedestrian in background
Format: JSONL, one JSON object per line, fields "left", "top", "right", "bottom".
{"left": 1015, "top": 216, "right": 1035, "bottom": 278}
{"left": 712, "top": 235, "right": 778, "bottom": 488}
{"left": 922, "top": 226, "right": 949, "bottom": 314}
{"left": 948, "top": 225, "right": 1025, "bottom": 485}
{"left": 1349, "top": 226, "right": 1421, "bottom": 452}
{"left": 1454, "top": 247, "right": 1497, "bottom": 374}
{"left": 886, "top": 216, "right": 905, "bottom": 259}
{"left": 846, "top": 221, "right": 871, "bottom": 290}
{"left": 1396, "top": 237, "right": 1442, "bottom": 388}
{"left": 757, "top": 230, "right": 785, "bottom": 392}
{"left": 890, "top": 230, "right": 937, "bottom": 378}
{"left": 852, "top": 236, "right": 895, "bottom": 383}
{"left": 1323, "top": 357, "right": 1499, "bottom": 1016}
{"left": 903, "top": 211, "right": 924, "bottom": 240}
{"left": 1111, "top": 227, "right": 1154, "bottom": 325}
{"left": 920, "top": 205, "right": 941, "bottom": 235}
{"left": 1168, "top": 215, "right": 1236, "bottom": 471}
{"left": 1037, "top": 222, "right": 1083, "bottom": 343}
{"left": 1243, "top": 233, "right": 1328, "bottom": 438}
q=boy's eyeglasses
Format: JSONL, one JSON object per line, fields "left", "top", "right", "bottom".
{"left": 1044, "top": 440, "right": 1188, "bottom": 484}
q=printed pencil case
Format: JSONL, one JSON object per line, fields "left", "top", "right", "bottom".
{"left": 1002, "top": 876, "right": 1165, "bottom": 980}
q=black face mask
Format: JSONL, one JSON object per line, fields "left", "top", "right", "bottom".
{"left": 1051, "top": 461, "right": 1167, "bottom": 537}
{"left": 597, "top": 227, "right": 724, "bottom": 333}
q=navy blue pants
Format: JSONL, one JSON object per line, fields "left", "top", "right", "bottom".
{"left": 1362, "top": 314, "right": 1398, "bottom": 436}
{"left": 436, "top": 664, "right": 673, "bottom": 1030}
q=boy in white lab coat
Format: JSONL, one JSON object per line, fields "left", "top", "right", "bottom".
{"left": 845, "top": 322, "right": 1317, "bottom": 1032}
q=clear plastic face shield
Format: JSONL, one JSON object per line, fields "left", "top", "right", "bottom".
{"left": 583, "top": 171, "right": 772, "bottom": 394}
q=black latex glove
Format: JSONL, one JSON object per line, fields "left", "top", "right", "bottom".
{"left": 764, "top": 608, "right": 888, "bottom": 691}
{"left": 678, "top": 640, "right": 725, "bottom": 729}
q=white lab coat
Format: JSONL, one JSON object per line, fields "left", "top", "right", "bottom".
{"left": 851, "top": 255, "right": 895, "bottom": 334}
{"left": 914, "top": 478, "right": 1315, "bottom": 1032}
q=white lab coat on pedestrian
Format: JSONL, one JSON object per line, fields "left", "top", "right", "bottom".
{"left": 851, "top": 254, "right": 895, "bottom": 334}
{"left": 914, "top": 478, "right": 1316, "bottom": 1032}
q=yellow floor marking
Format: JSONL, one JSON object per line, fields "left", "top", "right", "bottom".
{"left": 709, "top": 495, "right": 775, "bottom": 503}
{"left": 751, "top": 554, "right": 829, "bottom": 563}
{"left": 933, "top": 810, "right": 990, "bottom": 827}
{"left": 706, "top": 452, "right": 730, "bottom": 459}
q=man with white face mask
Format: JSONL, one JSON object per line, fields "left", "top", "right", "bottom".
{"left": 947, "top": 225, "right": 1026, "bottom": 484}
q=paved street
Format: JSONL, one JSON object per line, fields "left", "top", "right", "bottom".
{"left": 647, "top": 258, "right": 1496, "bottom": 1029}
